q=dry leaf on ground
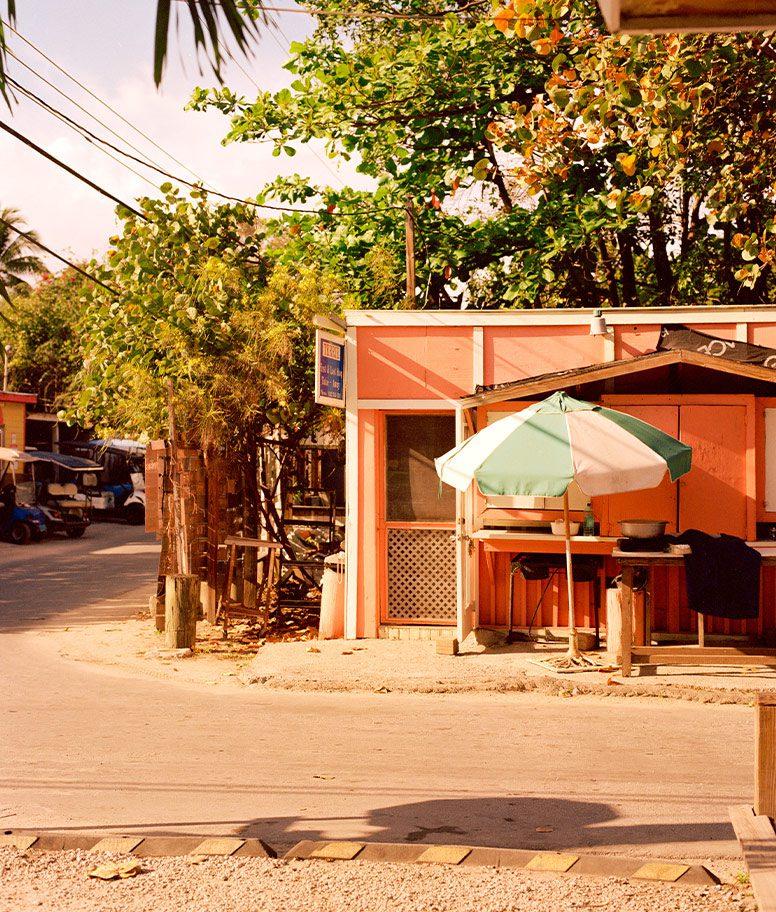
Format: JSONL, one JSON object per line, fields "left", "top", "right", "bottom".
{"left": 88, "top": 860, "right": 142, "bottom": 880}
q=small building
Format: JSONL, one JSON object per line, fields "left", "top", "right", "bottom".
{"left": 0, "top": 390, "right": 36, "bottom": 450}
{"left": 342, "top": 306, "right": 776, "bottom": 643}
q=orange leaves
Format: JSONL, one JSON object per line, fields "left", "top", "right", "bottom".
{"left": 617, "top": 152, "right": 637, "bottom": 177}
{"left": 533, "top": 38, "right": 554, "bottom": 55}
{"left": 493, "top": 5, "right": 515, "bottom": 34}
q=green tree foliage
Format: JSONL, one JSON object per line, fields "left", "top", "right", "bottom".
{"left": 190, "top": 0, "right": 541, "bottom": 308}
{"left": 2, "top": 267, "right": 88, "bottom": 406}
{"left": 192, "top": 0, "right": 776, "bottom": 308}
{"left": 492, "top": 0, "right": 776, "bottom": 305}
{"left": 0, "top": 206, "right": 44, "bottom": 308}
{"left": 71, "top": 188, "right": 339, "bottom": 453}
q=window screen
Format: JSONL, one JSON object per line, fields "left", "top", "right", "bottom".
{"left": 385, "top": 414, "right": 456, "bottom": 522}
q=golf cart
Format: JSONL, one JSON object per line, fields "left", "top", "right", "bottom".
{"left": 29, "top": 450, "right": 102, "bottom": 539}
{"left": 0, "top": 447, "right": 48, "bottom": 544}
{"left": 63, "top": 439, "right": 146, "bottom": 525}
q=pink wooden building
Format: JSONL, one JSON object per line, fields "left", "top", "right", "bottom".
{"left": 343, "top": 306, "right": 776, "bottom": 643}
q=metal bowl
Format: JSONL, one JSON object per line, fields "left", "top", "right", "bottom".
{"left": 619, "top": 519, "right": 668, "bottom": 539}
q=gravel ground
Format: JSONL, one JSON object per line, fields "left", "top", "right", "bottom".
{"left": 0, "top": 848, "right": 755, "bottom": 912}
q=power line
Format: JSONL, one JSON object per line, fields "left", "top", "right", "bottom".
{"left": 0, "top": 119, "right": 146, "bottom": 219}
{"left": 5, "top": 46, "right": 175, "bottom": 179}
{"left": 8, "top": 76, "right": 171, "bottom": 191}
{"left": 250, "top": 26, "right": 346, "bottom": 188}
{"left": 172, "top": 1, "right": 489, "bottom": 21}
{"left": 4, "top": 77, "right": 404, "bottom": 217}
{"left": 8, "top": 77, "right": 162, "bottom": 193}
{"left": 1, "top": 17, "right": 207, "bottom": 185}
{"left": 0, "top": 216, "right": 119, "bottom": 297}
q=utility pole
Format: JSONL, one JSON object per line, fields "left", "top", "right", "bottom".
{"left": 2, "top": 343, "right": 11, "bottom": 391}
{"left": 405, "top": 196, "right": 416, "bottom": 304}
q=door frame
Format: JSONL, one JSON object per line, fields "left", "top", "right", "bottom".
{"left": 378, "top": 410, "right": 457, "bottom": 626}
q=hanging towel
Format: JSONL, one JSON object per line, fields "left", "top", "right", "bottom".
{"left": 674, "top": 530, "right": 761, "bottom": 620}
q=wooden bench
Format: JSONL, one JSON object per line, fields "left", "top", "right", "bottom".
{"left": 216, "top": 535, "right": 284, "bottom": 636}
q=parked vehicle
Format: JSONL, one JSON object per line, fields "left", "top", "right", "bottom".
{"left": 0, "top": 448, "right": 48, "bottom": 544}
{"left": 24, "top": 450, "right": 102, "bottom": 539}
{"left": 63, "top": 439, "right": 146, "bottom": 525}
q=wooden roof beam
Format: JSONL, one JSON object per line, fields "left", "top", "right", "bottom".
{"left": 598, "top": 0, "right": 776, "bottom": 34}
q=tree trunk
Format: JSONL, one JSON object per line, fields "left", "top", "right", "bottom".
{"left": 648, "top": 204, "right": 673, "bottom": 302}
{"left": 617, "top": 231, "right": 638, "bottom": 306}
{"left": 483, "top": 138, "right": 513, "bottom": 212}
{"left": 597, "top": 235, "right": 621, "bottom": 306}
{"left": 241, "top": 429, "right": 259, "bottom": 608}
{"left": 165, "top": 573, "right": 199, "bottom": 649}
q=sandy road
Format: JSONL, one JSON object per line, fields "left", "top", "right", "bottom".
{"left": 0, "top": 525, "right": 753, "bottom": 861}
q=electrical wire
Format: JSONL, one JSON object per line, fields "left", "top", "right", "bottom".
{"left": 4, "top": 46, "right": 180, "bottom": 179}
{"left": 0, "top": 216, "right": 119, "bottom": 297}
{"left": 5, "top": 75, "right": 404, "bottom": 216}
{"left": 9, "top": 77, "right": 162, "bottom": 193}
{"left": 1, "top": 17, "right": 208, "bottom": 184}
{"left": 253, "top": 24, "right": 346, "bottom": 188}
{"left": 0, "top": 119, "right": 146, "bottom": 219}
{"left": 173, "top": 1, "right": 491, "bottom": 20}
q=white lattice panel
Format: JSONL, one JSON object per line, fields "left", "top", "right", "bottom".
{"left": 386, "top": 528, "right": 456, "bottom": 623}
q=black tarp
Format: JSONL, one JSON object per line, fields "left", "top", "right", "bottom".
{"left": 657, "top": 324, "right": 776, "bottom": 369}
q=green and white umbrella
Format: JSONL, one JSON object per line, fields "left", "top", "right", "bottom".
{"left": 436, "top": 391, "right": 692, "bottom": 660}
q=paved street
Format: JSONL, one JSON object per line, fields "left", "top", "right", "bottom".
{"left": 0, "top": 521, "right": 160, "bottom": 629}
{"left": 0, "top": 525, "right": 754, "bottom": 860}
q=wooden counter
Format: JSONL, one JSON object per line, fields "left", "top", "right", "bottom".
{"left": 615, "top": 546, "right": 776, "bottom": 676}
{"left": 471, "top": 530, "right": 618, "bottom": 556}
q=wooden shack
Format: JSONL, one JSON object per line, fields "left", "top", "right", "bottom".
{"left": 343, "top": 307, "right": 776, "bottom": 643}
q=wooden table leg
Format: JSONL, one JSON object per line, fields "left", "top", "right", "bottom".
{"left": 620, "top": 566, "right": 634, "bottom": 677}
{"left": 261, "top": 549, "right": 277, "bottom": 634}
{"left": 645, "top": 567, "right": 652, "bottom": 647}
{"left": 222, "top": 544, "right": 237, "bottom": 638}
{"left": 698, "top": 611, "right": 705, "bottom": 648}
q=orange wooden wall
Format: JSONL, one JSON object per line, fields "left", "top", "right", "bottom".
{"left": 354, "top": 317, "right": 776, "bottom": 637}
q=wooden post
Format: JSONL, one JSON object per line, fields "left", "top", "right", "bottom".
{"left": 405, "top": 196, "right": 416, "bottom": 303}
{"left": 756, "top": 691, "right": 776, "bottom": 818}
{"left": 166, "top": 381, "right": 190, "bottom": 576}
{"left": 165, "top": 573, "right": 199, "bottom": 649}
{"left": 620, "top": 565, "right": 634, "bottom": 677}
{"left": 563, "top": 490, "right": 579, "bottom": 657}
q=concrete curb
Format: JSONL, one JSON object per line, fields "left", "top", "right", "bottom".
{"left": 0, "top": 832, "right": 276, "bottom": 859}
{"left": 0, "top": 831, "right": 718, "bottom": 885}
{"left": 283, "top": 840, "right": 720, "bottom": 886}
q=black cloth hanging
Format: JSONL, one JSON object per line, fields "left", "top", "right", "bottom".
{"left": 674, "top": 530, "right": 761, "bottom": 620}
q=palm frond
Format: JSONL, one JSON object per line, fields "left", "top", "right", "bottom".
{"left": 0, "top": 2, "right": 16, "bottom": 106}
{"left": 0, "top": 2, "right": 263, "bottom": 98}
{"left": 153, "top": 0, "right": 267, "bottom": 87}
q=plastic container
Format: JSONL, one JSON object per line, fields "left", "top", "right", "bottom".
{"left": 318, "top": 551, "right": 346, "bottom": 639}
{"left": 550, "top": 519, "right": 581, "bottom": 536}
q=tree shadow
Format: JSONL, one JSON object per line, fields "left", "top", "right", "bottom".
{"left": 17, "top": 794, "right": 736, "bottom": 856}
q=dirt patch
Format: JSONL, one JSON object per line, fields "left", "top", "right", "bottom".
{"left": 0, "top": 848, "right": 755, "bottom": 912}
{"left": 37, "top": 617, "right": 776, "bottom": 705}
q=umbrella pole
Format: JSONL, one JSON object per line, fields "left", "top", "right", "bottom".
{"left": 563, "top": 491, "right": 580, "bottom": 658}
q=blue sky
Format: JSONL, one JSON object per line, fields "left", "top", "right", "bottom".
{"left": 0, "top": 0, "right": 363, "bottom": 266}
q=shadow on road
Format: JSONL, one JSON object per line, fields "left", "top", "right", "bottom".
{"left": 10, "top": 795, "right": 735, "bottom": 854}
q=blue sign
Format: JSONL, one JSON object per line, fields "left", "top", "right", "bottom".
{"left": 315, "top": 330, "right": 345, "bottom": 407}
